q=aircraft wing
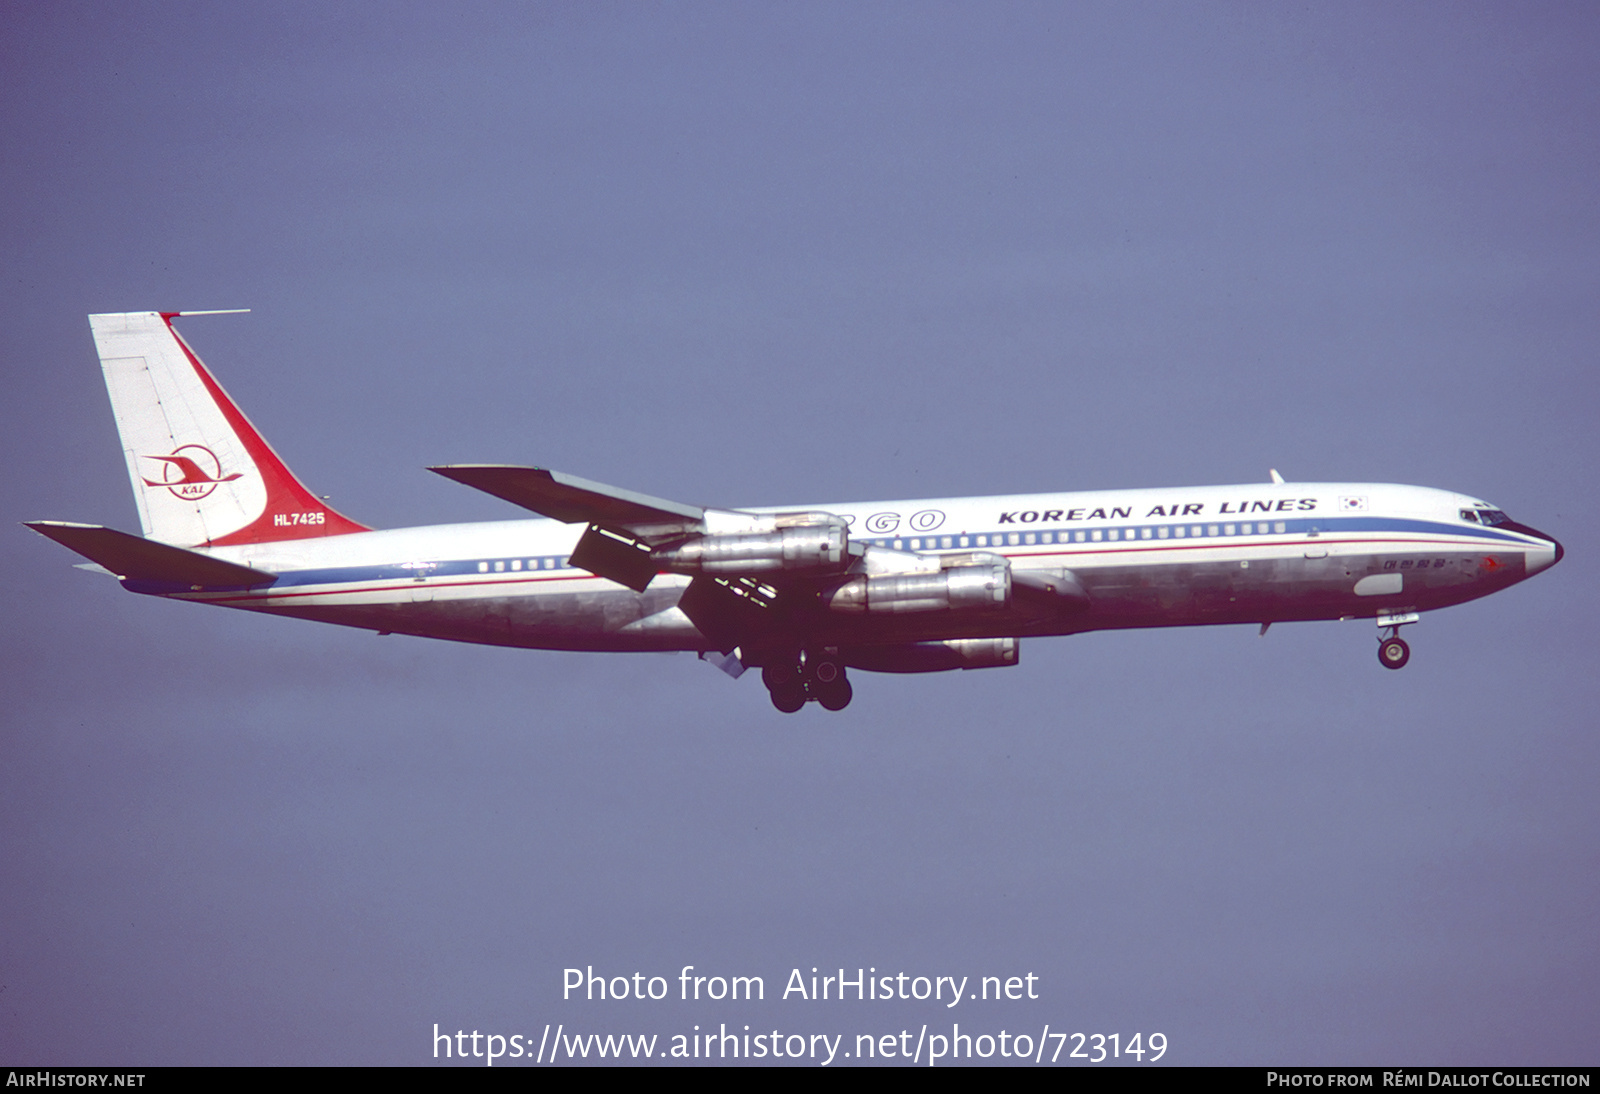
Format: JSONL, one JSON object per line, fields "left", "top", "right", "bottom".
{"left": 429, "top": 465, "right": 704, "bottom": 529}
{"left": 430, "top": 464, "right": 715, "bottom": 592}
{"left": 25, "top": 521, "right": 275, "bottom": 587}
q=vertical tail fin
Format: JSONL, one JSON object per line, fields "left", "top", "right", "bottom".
{"left": 89, "top": 311, "right": 369, "bottom": 547}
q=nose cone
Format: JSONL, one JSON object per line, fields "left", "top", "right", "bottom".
{"left": 1508, "top": 522, "right": 1562, "bottom": 575}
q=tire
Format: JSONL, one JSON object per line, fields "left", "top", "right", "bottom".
{"left": 816, "top": 678, "right": 853, "bottom": 712}
{"left": 805, "top": 654, "right": 842, "bottom": 686}
{"left": 770, "top": 683, "right": 807, "bottom": 713}
{"left": 1378, "top": 637, "right": 1410, "bottom": 670}
{"left": 762, "top": 662, "right": 799, "bottom": 692}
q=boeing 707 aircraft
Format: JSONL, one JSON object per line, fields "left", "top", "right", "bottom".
{"left": 28, "top": 311, "right": 1563, "bottom": 712}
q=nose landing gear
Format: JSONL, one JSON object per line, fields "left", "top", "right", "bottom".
{"left": 1375, "top": 611, "right": 1420, "bottom": 670}
{"left": 1378, "top": 636, "right": 1410, "bottom": 669}
{"left": 761, "top": 650, "right": 853, "bottom": 712}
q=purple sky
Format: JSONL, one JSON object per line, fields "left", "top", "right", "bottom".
{"left": 3, "top": 2, "right": 1597, "bottom": 1065}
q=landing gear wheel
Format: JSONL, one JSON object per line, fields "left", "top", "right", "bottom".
{"left": 769, "top": 683, "right": 806, "bottom": 713}
{"left": 800, "top": 652, "right": 852, "bottom": 711}
{"left": 762, "top": 658, "right": 807, "bottom": 712}
{"left": 762, "top": 663, "right": 799, "bottom": 692}
{"left": 1378, "top": 637, "right": 1410, "bottom": 670}
{"left": 815, "top": 677, "right": 853, "bottom": 711}
{"left": 804, "top": 654, "right": 843, "bottom": 687}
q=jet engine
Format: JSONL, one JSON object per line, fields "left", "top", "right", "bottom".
{"left": 842, "top": 637, "right": 1020, "bottom": 673}
{"left": 652, "top": 516, "right": 849, "bottom": 576}
{"left": 821, "top": 560, "right": 1010, "bottom": 614}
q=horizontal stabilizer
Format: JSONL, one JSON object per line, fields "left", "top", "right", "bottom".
{"left": 429, "top": 465, "right": 703, "bottom": 528}
{"left": 25, "top": 521, "right": 275, "bottom": 587}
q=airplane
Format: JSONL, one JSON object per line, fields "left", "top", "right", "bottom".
{"left": 28, "top": 311, "right": 1563, "bottom": 713}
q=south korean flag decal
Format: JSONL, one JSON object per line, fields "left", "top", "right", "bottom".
{"left": 1339, "top": 495, "right": 1368, "bottom": 512}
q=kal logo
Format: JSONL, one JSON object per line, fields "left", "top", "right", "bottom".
{"left": 140, "top": 444, "right": 243, "bottom": 500}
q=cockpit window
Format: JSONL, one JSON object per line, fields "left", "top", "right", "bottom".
{"left": 1478, "top": 509, "right": 1509, "bottom": 526}
{"left": 1459, "top": 509, "right": 1479, "bottom": 523}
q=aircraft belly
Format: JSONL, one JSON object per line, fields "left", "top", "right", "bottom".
{"left": 211, "top": 580, "right": 707, "bottom": 652}
{"left": 1076, "top": 548, "right": 1514, "bottom": 628}
{"left": 501, "top": 584, "right": 701, "bottom": 649}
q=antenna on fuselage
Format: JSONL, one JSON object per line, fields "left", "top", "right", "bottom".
{"left": 1269, "top": 469, "right": 1286, "bottom": 484}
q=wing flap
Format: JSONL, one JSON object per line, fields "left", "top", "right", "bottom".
{"left": 429, "top": 465, "right": 703, "bottom": 528}
{"left": 26, "top": 521, "right": 275, "bottom": 587}
{"left": 568, "top": 524, "right": 659, "bottom": 592}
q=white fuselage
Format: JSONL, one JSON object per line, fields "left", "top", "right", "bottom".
{"left": 143, "top": 480, "right": 1557, "bottom": 655}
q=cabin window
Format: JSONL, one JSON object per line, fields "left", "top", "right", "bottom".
{"left": 1207, "top": 525, "right": 1219, "bottom": 536}
{"left": 1024, "top": 532, "right": 1036, "bottom": 545}
{"left": 511, "top": 559, "right": 522, "bottom": 571}
{"left": 1075, "top": 531, "right": 1086, "bottom": 542}
{"left": 1274, "top": 521, "right": 1286, "bottom": 533}
{"left": 1140, "top": 527, "right": 1152, "bottom": 539}
{"left": 958, "top": 536, "right": 970, "bottom": 547}
{"left": 477, "top": 561, "right": 489, "bottom": 573}
{"left": 942, "top": 536, "right": 953, "bottom": 549}
{"left": 1091, "top": 529, "right": 1102, "bottom": 542}
{"left": 1158, "top": 526, "right": 1169, "bottom": 538}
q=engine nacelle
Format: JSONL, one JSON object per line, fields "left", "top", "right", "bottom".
{"left": 653, "top": 518, "right": 849, "bottom": 576}
{"left": 821, "top": 560, "right": 1010, "bottom": 614}
{"left": 843, "top": 637, "right": 1020, "bottom": 673}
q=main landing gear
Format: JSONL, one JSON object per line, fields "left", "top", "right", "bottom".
{"left": 1376, "top": 611, "right": 1420, "bottom": 670}
{"left": 762, "top": 650, "right": 853, "bottom": 712}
